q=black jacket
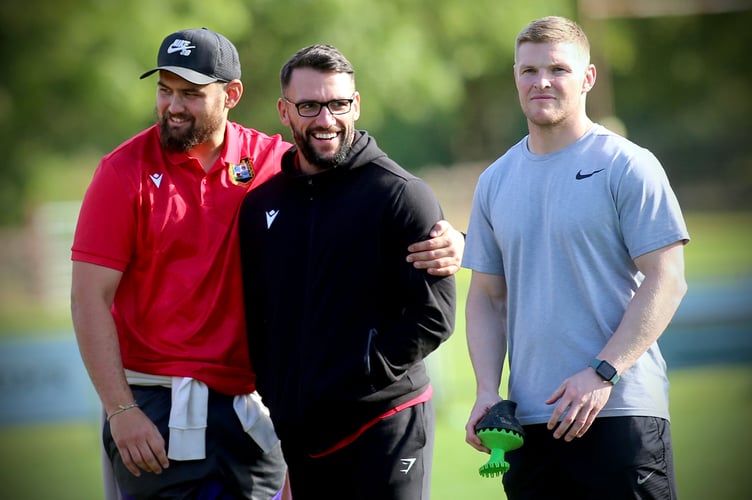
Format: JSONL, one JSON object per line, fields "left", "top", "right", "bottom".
{"left": 238, "top": 131, "right": 456, "bottom": 455}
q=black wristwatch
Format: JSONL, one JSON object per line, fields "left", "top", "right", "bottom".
{"left": 589, "top": 359, "right": 620, "bottom": 385}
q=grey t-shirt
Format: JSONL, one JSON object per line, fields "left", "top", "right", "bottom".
{"left": 462, "top": 124, "right": 689, "bottom": 425}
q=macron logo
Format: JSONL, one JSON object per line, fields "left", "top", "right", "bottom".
{"left": 149, "top": 173, "right": 163, "bottom": 188}
{"left": 167, "top": 39, "right": 196, "bottom": 56}
{"left": 265, "top": 210, "right": 279, "bottom": 228}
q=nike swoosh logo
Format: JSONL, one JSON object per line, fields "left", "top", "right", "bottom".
{"left": 265, "top": 210, "right": 279, "bottom": 228}
{"left": 575, "top": 168, "right": 604, "bottom": 180}
{"left": 167, "top": 41, "right": 195, "bottom": 54}
{"left": 636, "top": 471, "right": 655, "bottom": 485}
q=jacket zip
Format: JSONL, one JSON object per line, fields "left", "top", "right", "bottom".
{"left": 296, "top": 175, "right": 317, "bottom": 419}
{"left": 366, "top": 327, "right": 378, "bottom": 392}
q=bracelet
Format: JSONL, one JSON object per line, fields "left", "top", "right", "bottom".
{"left": 106, "top": 402, "right": 139, "bottom": 421}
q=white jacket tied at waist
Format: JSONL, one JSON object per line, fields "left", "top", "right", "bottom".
{"left": 101, "top": 370, "right": 279, "bottom": 500}
{"left": 124, "top": 370, "right": 279, "bottom": 458}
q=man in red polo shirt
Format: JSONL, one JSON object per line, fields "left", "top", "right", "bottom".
{"left": 70, "top": 28, "right": 464, "bottom": 500}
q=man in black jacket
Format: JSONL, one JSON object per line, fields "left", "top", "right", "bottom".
{"left": 238, "top": 44, "right": 456, "bottom": 499}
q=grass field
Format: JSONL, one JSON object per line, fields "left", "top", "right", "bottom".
{"left": 0, "top": 210, "right": 750, "bottom": 498}
{"left": 0, "top": 341, "right": 750, "bottom": 499}
{"left": 431, "top": 363, "right": 752, "bottom": 500}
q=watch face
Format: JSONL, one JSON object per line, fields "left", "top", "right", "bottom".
{"left": 597, "top": 361, "right": 617, "bottom": 380}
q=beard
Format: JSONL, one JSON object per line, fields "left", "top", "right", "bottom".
{"left": 158, "top": 111, "right": 223, "bottom": 152}
{"left": 292, "top": 126, "right": 353, "bottom": 170}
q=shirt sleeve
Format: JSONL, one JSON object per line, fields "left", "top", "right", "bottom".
{"left": 367, "top": 177, "right": 457, "bottom": 383}
{"left": 71, "top": 157, "right": 137, "bottom": 271}
{"left": 615, "top": 147, "right": 690, "bottom": 259}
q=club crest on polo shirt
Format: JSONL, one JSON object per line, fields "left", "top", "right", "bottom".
{"left": 229, "top": 158, "right": 255, "bottom": 186}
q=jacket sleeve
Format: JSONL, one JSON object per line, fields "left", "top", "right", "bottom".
{"left": 368, "top": 177, "right": 457, "bottom": 383}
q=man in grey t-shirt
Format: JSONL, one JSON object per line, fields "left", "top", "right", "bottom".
{"left": 462, "top": 16, "right": 689, "bottom": 500}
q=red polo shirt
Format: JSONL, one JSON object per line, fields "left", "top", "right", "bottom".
{"left": 71, "top": 122, "right": 290, "bottom": 395}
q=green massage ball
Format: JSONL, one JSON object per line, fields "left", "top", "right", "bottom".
{"left": 474, "top": 400, "right": 525, "bottom": 478}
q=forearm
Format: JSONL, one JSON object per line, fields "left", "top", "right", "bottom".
{"left": 71, "top": 263, "right": 169, "bottom": 474}
{"left": 599, "top": 247, "right": 687, "bottom": 373}
{"left": 466, "top": 283, "right": 507, "bottom": 398}
{"left": 372, "top": 278, "right": 456, "bottom": 373}
{"left": 71, "top": 262, "right": 135, "bottom": 415}
{"left": 72, "top": 303, "right": 135, "bottom": 414}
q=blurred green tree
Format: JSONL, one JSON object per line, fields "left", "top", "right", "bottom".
{"left": 0, "top": 0, "right": 749, "bottom": 226}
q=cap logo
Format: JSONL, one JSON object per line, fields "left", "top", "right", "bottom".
{"left": 167, "top": 39, "right": 196, "bottom": 56}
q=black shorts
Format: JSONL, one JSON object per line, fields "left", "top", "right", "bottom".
{"left": 104, "top": 385, "right": 286, "bottom": 500}
{"left": 502, "top": 416, "right": 677, "bottom": 500}
{"left": 282, "top": 400, "right": 435, "bottom": 500}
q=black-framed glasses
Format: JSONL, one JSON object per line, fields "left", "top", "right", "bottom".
{"left": 282, "top": 94, "right": 355, "bottom": 118}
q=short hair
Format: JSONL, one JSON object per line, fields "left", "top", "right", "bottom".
{"left": 280, "top": 44, "right": 355, "bottom": 92}
{"left": 515, "top": 16, "right": 590, "bottom": 62}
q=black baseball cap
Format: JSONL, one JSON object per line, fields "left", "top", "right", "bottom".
{"left": 140, "top": 28, "right": 241, "bottom": 85}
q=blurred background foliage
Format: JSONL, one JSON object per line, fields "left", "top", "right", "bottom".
{"left": 0, "top": 0, "right": 750, "bottom": 226}
{"left": 0, "top": 3, "right": 750, "bottom": 498}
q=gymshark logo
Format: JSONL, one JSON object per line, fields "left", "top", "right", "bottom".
{"left": 149, "top": 173, "right": 163, "bottom": 188}
{"left": 399, "top": 458, "right": 416, "bottom": 474}
{"left": 265, "top": 210, "right": 279, "bottom": 228}
{"left": 575, "top": 168, "right": 604, "bottom": 180}
{"left": 167, "top": 39, "right": 196, "bottom": 56}
{"left": 636, "top": 471, "right": 655, "bottom": 485}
